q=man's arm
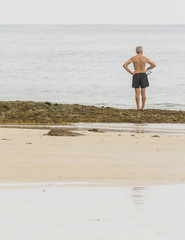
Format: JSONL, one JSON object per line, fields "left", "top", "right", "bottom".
{"left": 123, "top": 58, "right": 134, "bottom": 75}
{"left": 145, "top": 57, "right": 156, "bottom": 71}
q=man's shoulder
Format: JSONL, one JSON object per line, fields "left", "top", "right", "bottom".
{"left": 130, "top": 56, "right": 137, "bottom": 61}
{"left": 142, "top": 55, "right": 148, "bottom": 60}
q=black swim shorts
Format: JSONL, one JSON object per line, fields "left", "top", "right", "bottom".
{"left": 132, "top": 73, "right": 149, "bottom": 88}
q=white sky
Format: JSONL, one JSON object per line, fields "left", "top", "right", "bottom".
{"left": 0, "top": 0, "right": 184, "bottom": 24}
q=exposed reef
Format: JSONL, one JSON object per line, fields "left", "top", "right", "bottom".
{"left": 0, "top": 101, "right": 185, "bottom": 124}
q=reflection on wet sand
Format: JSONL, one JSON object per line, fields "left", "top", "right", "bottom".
{"left": 0, "top": 183, "right": 185, "bottom": 240}
{"left": 132, "top": 187, "right": 145, "bottom": 206}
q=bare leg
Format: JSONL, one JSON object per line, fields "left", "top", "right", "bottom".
{"left": 135, "top": 88, "right": 140, "bottom": 110}
{"left": 141, "top": 88, "right": 146, "bottom": 110}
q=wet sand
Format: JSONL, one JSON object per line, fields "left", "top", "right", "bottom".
{"left": 0, "top": 127, "right": 185, "bottom": 186}
{"left": 1, "top": 183, "right": 185, "bottom": 240}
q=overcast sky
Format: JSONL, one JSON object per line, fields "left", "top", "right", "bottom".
{"left": 0, "top": 0, "right": 184, "bottom": 24}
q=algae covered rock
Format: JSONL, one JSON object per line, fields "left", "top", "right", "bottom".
{"left": 88, "top": 128, "right": 104, "bottom": 133}
{"left": 0, "top": 101, "right": 185, "bottom": 124}
{"left": 45, "top": 128, "right": 83, "bottom": 137}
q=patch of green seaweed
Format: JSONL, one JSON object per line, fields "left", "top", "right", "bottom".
{"left": 0, "top": 101, "right": 185, "bottom": 124}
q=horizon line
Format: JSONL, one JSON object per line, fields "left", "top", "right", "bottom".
{"left": 0, "top": 23, "right": 185, "bottom": 26}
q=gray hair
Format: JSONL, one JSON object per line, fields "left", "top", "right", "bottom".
{"left": 136, "top": 46, "right": 143, "bottom": 53}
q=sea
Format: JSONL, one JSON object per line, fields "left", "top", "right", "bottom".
{"left": 0, "top": 24, "right": 185, "bottom": 110}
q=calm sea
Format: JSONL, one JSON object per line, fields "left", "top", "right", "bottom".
{"left": 0, "top": 24, "right": 185, "bottom": 110}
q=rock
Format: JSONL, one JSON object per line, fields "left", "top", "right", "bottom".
{"left": 88, "top": 128, "right": 104, "bottom": 133}
{"left": 152, "top": 135, "right": 160, "bottom": 138}
{"left": 45, "top": 128, "right": 83, "bottom": 137}
{"left": 44, "top": 101, "right": 51, "bottom": 106}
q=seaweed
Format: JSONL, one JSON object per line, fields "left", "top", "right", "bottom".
{"left": 0, "top": 101, "right": 185, "bottom": 124}
{"left": 45, "top": 128, "right": 83, "bottom": 136}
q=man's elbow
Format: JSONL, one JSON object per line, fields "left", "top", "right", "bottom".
{"left": 123, "top": 64, "right": 127, "bottom": 69}
{"left": 153, "top": 63, "right": 156, "bottom": 68}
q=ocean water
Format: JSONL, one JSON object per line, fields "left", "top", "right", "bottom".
{"left": 0, "top": 24, "right": 185, "bottom": 110}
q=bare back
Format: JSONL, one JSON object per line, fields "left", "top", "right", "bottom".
{"left": 132, "top": 55, "right": 148, "bottom": 73}
{"left": 123, "top": 53, "right": 156, "bottom": 76}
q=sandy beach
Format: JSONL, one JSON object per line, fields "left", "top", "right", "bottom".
{"left": 0, "top": 127, "right": 185, "bottom": 186}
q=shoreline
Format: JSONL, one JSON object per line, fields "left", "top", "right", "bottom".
{"left": 1, "top": 122, "right": 185, "bottom": 135}
{"left": 0, "top": 127, "right": 185, "bottom": 186}
{"left": 1, "top": 181, "right": 185, "bottom": 189}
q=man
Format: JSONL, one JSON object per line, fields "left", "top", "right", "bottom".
{"left": 123, "top": 46, "right": 156, "bottom": 110}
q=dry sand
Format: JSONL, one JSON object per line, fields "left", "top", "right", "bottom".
{"left": 0, "top": 128, "right": 185, "bottom": 186}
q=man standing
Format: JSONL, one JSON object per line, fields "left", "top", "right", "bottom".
{"left": 123, "top": 46, "right": 156, "bottom": 110}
